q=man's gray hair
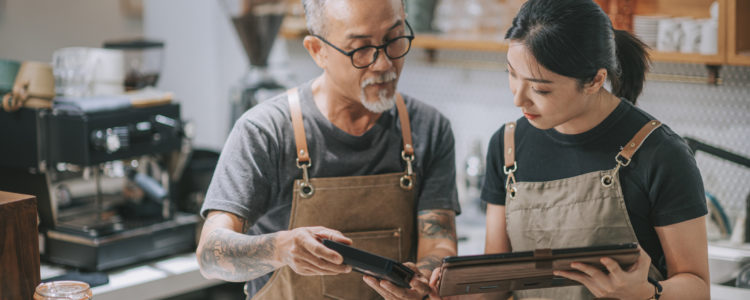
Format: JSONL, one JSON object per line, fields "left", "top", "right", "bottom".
{"left": 301, "top": 0, "right": 404, "bottom": 36}
{"left": 301, "top": 0, "right": 327, "bottom": 36}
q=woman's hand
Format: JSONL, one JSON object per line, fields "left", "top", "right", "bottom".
{"left": 428, "top": 266, "right": 441, "bottom": 293}
{"left": 554, "top": 247, "right": 654, "bottom": 300}
{"left": 364, "top": 262, "right": 440, "bottom": 300}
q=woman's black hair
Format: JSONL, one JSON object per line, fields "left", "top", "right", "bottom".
{"left": 505, "top": 0, "right": 650, "bottom": 104}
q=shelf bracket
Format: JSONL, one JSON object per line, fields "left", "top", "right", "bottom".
{"left": 706, "top": 64, "right": 721, "bottom": 86}
{"left": 425, "top": 49, "right": 438, "bottom": 63}
{"left": 646, "top": 64, "right": 723, "bottom": 85}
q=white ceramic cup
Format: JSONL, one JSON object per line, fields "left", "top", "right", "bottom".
{"left": 710, "top": 1, "right": 719, "bottom": 20}
{"left": 90, "top": 48, "right": 125, "bottom": 85}
{"left": 680, "top": 19, "right": 702, "bottom": 53}
{"left": 699, "top": 19, "right": 718, "bottom": 54}
{"left": 657, "top": 18, "right": 681, "bottom": 52}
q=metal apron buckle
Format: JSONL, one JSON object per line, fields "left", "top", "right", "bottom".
{"left": 400, "top": 150, "right": 415, "bottom": 191}
{"left": 296, "top": 158, "right": 314, "bottom": 198}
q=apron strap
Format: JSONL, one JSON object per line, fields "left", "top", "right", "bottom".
{"left": 287, "top": 89, "right": 415, "bottom": 162}
{"left": 503, "top": 122, "right": 518, "bottom": 197}
{"left": 288, "top": 88, "right": 310, "bottom": 164}
{"left": 616, "top": 120, "right": 662, "bottom": 166}
{"left": 395, "top": 94, "right": 414, "bottom": 157}
{"left": 501, "top": 120, "right": 662, "bottom": 169}
{"left": 503, "top": 122, "right": 517, "bottom": 171}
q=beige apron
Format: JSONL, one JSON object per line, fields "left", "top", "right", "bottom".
{"left": 503, "top": 120, "right": 665, "bottom": 300}
{"left": 251, "top": 88, "right": 418, "bottom": 300}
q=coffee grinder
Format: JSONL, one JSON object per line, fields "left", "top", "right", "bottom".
{"left": 222, "top": 0, "right": 292, "bottom": 128}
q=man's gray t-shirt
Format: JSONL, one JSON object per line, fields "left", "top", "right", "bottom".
{"left": 200, "top": 80, "right": 460, "bottom": 295}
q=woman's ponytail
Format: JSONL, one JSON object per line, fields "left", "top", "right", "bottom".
{"left": 611, "top": 29, "right": 651, "bottom": 104}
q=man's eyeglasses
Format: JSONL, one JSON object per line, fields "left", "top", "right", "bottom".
{"left": 312, "top": 20, "right": 415, "bottom": 69}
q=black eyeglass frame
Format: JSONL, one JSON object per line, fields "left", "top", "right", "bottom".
{"left": 312, "top": 20, "right": 415, "bottom": 69}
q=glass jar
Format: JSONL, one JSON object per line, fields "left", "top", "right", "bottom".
{"left": 34, "top": 281, "right": 92, "bottom": 300}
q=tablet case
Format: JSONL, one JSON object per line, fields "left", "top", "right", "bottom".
{"left": 323, "top": 239, "right": 415, "bottom": 289}
{"left": 437, "top": 243, "right": 640, "bottom": 296}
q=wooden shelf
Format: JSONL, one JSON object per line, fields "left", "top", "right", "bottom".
{"left": 633, "top": 0, "right": 716, "bottom": 19}
{"left": 647, "top": 50, "right": 725, "bottom": 65}
{"left": 280, "top": 28, "right": 732, "bottom": 65}
{"left": 412, "top": 34, "right": 508, "bottom": 52}
{"left": 280, "top": 17, "right": 308, "bottom": 39}
{"left": 409, "top": 33, "right": 727, "bottom": 65}
{"left": 729, "top": 51, "right": 750, "bottom": 66}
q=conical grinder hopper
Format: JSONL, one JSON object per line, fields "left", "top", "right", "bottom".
{"left": 223, "top": 0, "right": 285, "bottom": 67}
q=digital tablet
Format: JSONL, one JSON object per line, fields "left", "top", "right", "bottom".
{"left": 437, "top": 243, "right": 640, "bottom": 296}
{"left": 323, "top": 239, "right": 415, "bottom": 289}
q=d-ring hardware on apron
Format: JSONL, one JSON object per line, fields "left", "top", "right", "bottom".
{"left": 601, "top": 120, "right": 662, "bottom": 187}
{"left": 296, "top": 157, "right": 314, "bottom": 198}
{"left": 400, "top": 150, "right": 415, "bottom": 190}
{"left": 289, "top": 87, "right": 417, "bottom": 196}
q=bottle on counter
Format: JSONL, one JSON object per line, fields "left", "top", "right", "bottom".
{"left": 464, "top": 139, "right": 485, "bottom": 212}
{"left": 34, "top": 281, "right": 92, "bottom": 300}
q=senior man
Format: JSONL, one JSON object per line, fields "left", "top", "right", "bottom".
{"left": 196, "top": 0, "right": 460, "bottom": 299}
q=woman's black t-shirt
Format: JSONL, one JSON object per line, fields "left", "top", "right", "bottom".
{"left": 481, "top": 99, "right": 707, "bottom": 277}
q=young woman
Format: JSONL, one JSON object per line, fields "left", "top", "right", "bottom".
{"left": 480, "top": 0, "right": 709, "bottom": 299}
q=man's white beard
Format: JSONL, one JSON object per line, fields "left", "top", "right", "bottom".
{"left": 360, "top": 71, "right": 397, "bottom": 113}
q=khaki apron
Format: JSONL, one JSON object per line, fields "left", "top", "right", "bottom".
{"left": 502, "top": 120, "right": 666, "bottom": 300}
{"left": 250, "top": 88, "right": 418, "bottom": 300}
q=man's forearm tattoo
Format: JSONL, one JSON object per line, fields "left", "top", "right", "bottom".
{"left": 417, "top": 210, "right": 457, "bottom": 243}
{"left": 199, "top": 229, "right": 278, "bottom": 282}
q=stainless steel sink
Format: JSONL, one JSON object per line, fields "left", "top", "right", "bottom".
{"left": 708, "top": 241, "right": 750, "bottom": 284}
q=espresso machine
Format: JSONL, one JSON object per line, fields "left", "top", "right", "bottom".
{"left": 0, "top": 102, "right": 198, "bottom": 271}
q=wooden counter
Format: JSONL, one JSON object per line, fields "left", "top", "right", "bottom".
{"left": 0, "top": 191, "right": 40, "bottom": 299}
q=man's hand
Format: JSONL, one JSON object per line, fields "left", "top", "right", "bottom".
{"left": 364, "top": 262, "right": 438, "bottom": 300}
{"left": 277, "top": 226, "right": 353, "bottom": 276}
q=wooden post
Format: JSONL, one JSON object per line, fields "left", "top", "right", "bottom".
{"left": 0, "top": 191, "right": 40, "bottom": 299}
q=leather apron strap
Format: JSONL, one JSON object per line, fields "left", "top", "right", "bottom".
{"left": 617, "top": 120, "right": 662, "bottom": 164}
{"left": 287, "top": 89, "right": 417, "bottom": 195}
{"left": 288, "top": 87, "right": 310, "bottom": 164}
{"left": 395, "top": 94, "right": 414, "bottom": 156}
{"left": 502, "top": 120, "right": 662, "bottom": 171}
{"left": 503, "top": 122, "right": 516, "bottom": 169}
{"left": 288, "top": 89, "right": 415, "bottom": 162}
{"left": 503, "top": 122, "right": 518, "bottom": 198}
